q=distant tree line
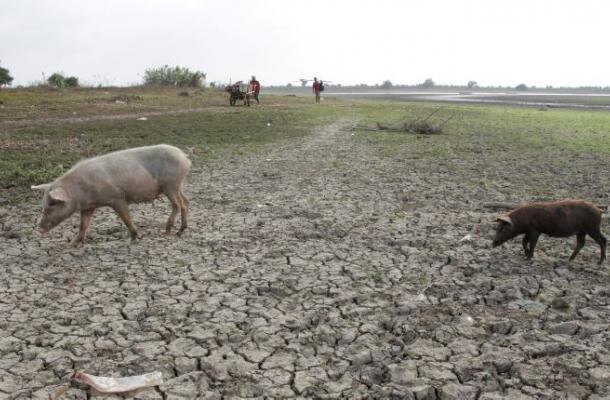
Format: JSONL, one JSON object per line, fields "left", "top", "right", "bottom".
{"left": 284, "top": 79, "right": 549, "bottom": 91}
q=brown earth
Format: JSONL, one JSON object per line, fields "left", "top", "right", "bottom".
{"left": 1, "top": 118, "right": 609, "bottom": 399}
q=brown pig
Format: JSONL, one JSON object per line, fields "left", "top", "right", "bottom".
{"left": 492, "top": 200, "right": 607, "bottom": 264}
{"left": 32, "top": 144, "right": 191, "bottom": 244}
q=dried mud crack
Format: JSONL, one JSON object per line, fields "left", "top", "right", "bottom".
{"left": 1, "top": 118, "right": 610, "bottom": 399}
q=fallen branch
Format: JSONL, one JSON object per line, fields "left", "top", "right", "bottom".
{"left": 414, "top": 107, "right": 444, "bottom": 125}
{"left": 355, "top": 123, "right": 442, "bottom": 135}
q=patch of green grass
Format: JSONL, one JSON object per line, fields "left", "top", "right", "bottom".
{"left": 352, "top": 101, "right": 610, "bottom": 156}
{"left": 371, "top": 270, "right": 384, "bottom": 284}
{"left": 0, "top": 87, "right": 343, "bottom": 201}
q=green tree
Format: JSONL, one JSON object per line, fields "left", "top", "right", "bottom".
{"left": 515, "top": 83, "right": 528, "bottom": 90}
{"left": 421, "top": 78, "right": 435, "bottom": 88}
{"left": 0, "top": 64, "right": 13, "bottom": 87}
{"left": 381, "top": 80, "right": 393, "bottom": 89}
{"left": 467, "top": 80, "right": 477, "bottom": 88}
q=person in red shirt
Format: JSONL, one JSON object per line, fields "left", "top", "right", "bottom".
{"left": 312, "top": 77, "right": 321, "bottom": 103}
{"left": 249, "top": 76, "right": 261, "bottom": 104}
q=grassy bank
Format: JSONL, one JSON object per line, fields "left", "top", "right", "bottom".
{"left": 2, "top": 87, "right": 609, "bottom": 204}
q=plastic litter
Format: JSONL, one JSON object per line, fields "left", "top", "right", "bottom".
{"left": 458, "top": 234, "right": 472, "bottom": 243}
{"left": 136, "top": 117, "right": 148, "bottom": 121}
{"left": 74, "top": 371, "right": 163, "bottom": 393}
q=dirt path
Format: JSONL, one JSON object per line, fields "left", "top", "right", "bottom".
{"left": 1, "top": 119, "right": 610, "bottom": 399}
{"left": 0, "top": 106, "right": 230, "bottom": 127}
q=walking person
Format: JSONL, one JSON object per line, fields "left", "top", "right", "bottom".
{"left": 249, "top": 76, "right": 261, "bottom": 105}
{"left": 312, "top": 77, "right": 321, "bottom": 103}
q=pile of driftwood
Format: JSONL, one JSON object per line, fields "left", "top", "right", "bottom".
{"left": 375, "top": 121, "right": 442, "bottom": 135}
{"left": 357, "top": 107, "right": 453, "bottom": 135}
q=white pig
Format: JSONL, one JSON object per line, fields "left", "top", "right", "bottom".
{"left": 32, "top": 144, "right": 191, "bottom": 244}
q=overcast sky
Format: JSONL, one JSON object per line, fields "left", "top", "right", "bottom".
{"left": 1, "top": 0, "right": 609, "bottom": 87}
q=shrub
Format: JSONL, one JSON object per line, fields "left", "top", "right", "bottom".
{"left": 143, "top": 65, "right": 206, "bottom": 88}
{"left": 65, "top": 76, "right": 79, "bottom": 87}
{"left": 47, "top": 73, "right": 79, "bottom": 88}
{"left": 47, "top": 73, "right": 66, "bottom": 88}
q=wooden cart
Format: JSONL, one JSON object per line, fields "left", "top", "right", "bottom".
{"left": 225, "top": 81, "right": 251, "bottom": 107}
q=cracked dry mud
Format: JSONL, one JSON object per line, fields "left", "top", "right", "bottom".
{"left": 1, "top": 119, "right": 610, "bottom": 399}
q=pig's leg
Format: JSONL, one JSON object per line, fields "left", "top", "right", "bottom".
{"left": 112, "top": 202, "right": 138, "bottom": 240}
{"left": 527, "top": 231, "right": 540, "bottom": 258}
{"left": 165, "top": 192, "right": 181, "bottom": 234}
{"left": 178, "top": 191, "right": 189, "bottom": 235}
{"left": 522, "top": 235, "right": 530, "bottom": 255}
{"left": 588, "top": 230, "right": 607, "bottom": 264}
{"left": 72, "top": 208, "right": 95, "bottom": 245}
{"left": 569, "top": 232, "right": 586, "bottom": 261}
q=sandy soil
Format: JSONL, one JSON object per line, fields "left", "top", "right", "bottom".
{"left": 1, "top": 119, "right": 609, "bottom": 399}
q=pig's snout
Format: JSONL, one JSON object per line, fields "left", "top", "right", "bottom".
{"left": 35, "top": 218, "right": 52, "bottom": 234}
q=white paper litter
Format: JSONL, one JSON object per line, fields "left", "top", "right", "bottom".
{"left": 136, "top": 117, "right": 148, "bottom": 121}
{"left": 74, "top": 371, "right": 163, "bottom": 393}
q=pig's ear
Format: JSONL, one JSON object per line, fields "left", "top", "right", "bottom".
{"left": 496, "top": 215, "right": 513, "bottom": 225}
{"left": 48, "top": 187, "right": 69, "bottom": 203}
{"left": 31, "top": 183, "right": 50, "bottom": 191}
